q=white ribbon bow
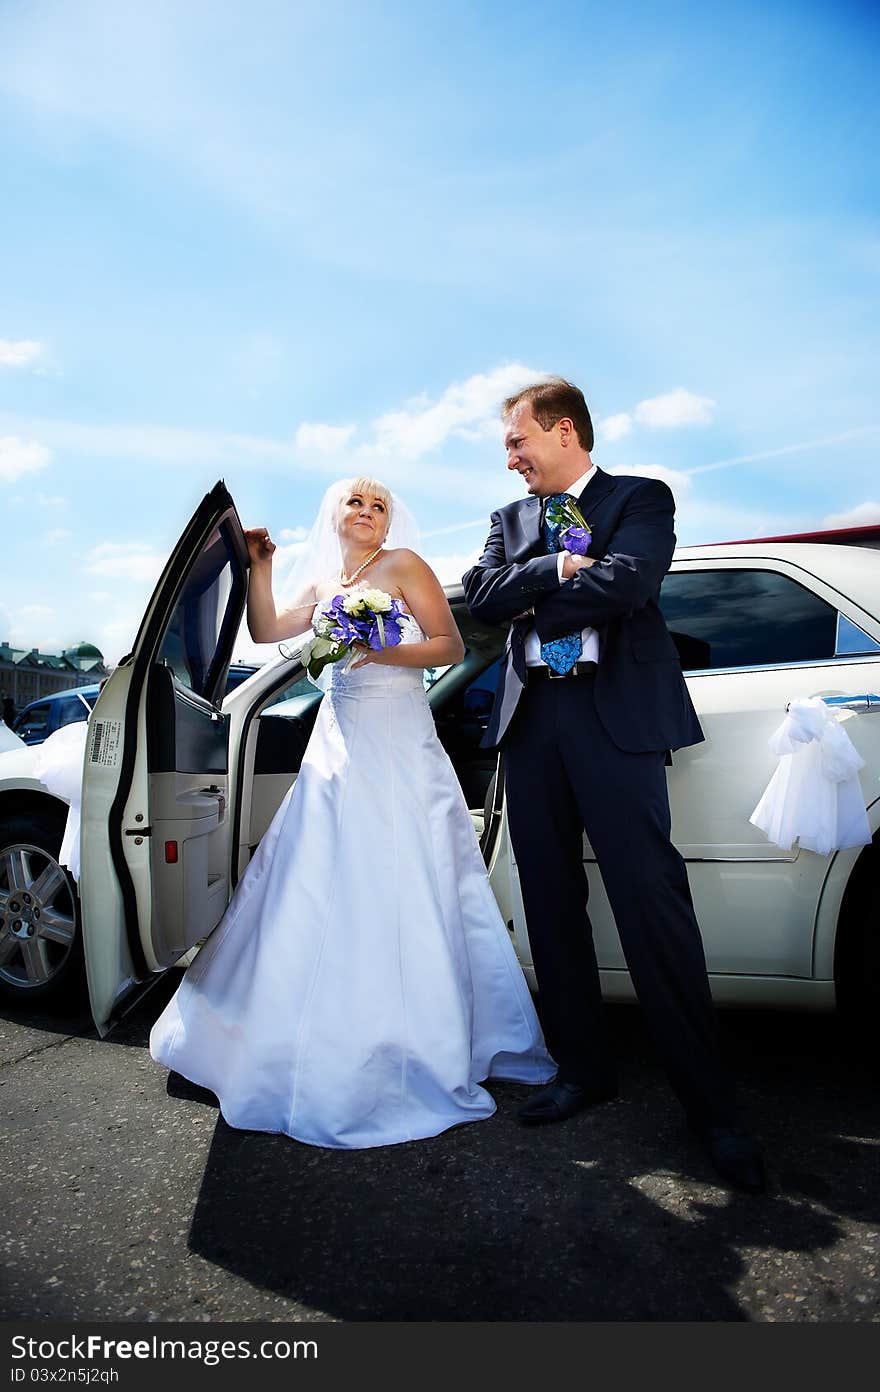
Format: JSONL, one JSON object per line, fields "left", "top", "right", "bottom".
{"left": 749, "top": 697, "right": 870, "bottom": 855}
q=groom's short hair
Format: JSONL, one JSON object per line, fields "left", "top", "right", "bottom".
{"left": 502, "top": 378, "right": 594, "bottom": 452}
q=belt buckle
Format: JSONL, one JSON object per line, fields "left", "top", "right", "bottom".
{"left": 547, "top": 666, "right": 568, "bottom": 680}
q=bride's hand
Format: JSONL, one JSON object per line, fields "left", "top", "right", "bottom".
{"left": 349, "top": 643, "right": 397, "bottom": 669}
{"left": 245, "top": 527, "right": 276, "bottom": 566}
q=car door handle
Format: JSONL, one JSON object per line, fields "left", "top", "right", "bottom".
{"left": 821, "top": 693, "right": 880, "bottom": 713}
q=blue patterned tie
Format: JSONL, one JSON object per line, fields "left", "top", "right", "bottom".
{"left": 540, "top": 493, "right": 582, "bottom": 675}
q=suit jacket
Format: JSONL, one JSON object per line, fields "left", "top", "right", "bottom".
{"left": 462, "top": 467, "right": 705, "bottom": 752}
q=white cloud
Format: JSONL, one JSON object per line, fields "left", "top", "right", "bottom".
{"left": 37, "top": 493, "right": 67, "bottom": 508}
{"left": 607, "top": 464, "right": 693, "bottom": 494}
{"left": 422, "top": 548, "right": 482, "bottom": 585}
{"left": 20, "top": 605, "right": 55, "bottom": 619}
{"left": 598, "top": 413, "right": 632, "bottom": 442}
{"left": 0, "top": 363, "right": 544, "bottom": 493}
{"left": 362, "top": 363, "right": 545, "bottom": 460}
{"left": 634, "top": 388, "right": 715, "bottom": 429}
{"left": 278, "top": 525, "right": 309, "bottom": 542}
{"left": 85, "top": 543, "right": 165, "bottom": 583}
{"left": 673, "top": 499, "right": 786, "bottom": 547}
{"left": 295, "top": 422, "right": 356, "bottom": 454}
{"left": 0, "top": 436, "right": 51, "bottom": 482}
{"left": 0, "top": 414, "right": 298, "bottom": 470}
{"left": 0, "top": 338, "right": 43, "bottom": 368}
{"left": 94, "top": 614, "right": 145, "bottom": 664}
{"left": 822, "top": 501, "right": 880, "bottom": 529}
{"left": 43, "top": 528, "right": 73, "bottom": 545}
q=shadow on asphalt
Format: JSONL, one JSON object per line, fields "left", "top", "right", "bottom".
{"left": 0, "top": 968, "right": 182, "bottom": 1044}
{"left": 166, "top": 1007, "right": 879, "bottom": 1320}
{"left": 0, "top": 1001, "right": 93, "bottom": 1037}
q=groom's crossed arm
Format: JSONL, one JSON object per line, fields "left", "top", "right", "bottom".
{"left": 534, "top": 479, "right": 676, "bottom": 642}
{"left": 462, "top": 510, "right": 560, "bottom": 626}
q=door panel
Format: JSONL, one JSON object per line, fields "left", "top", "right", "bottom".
{"left": 243, "top": 677, "right": 323, "bottom": 853}
{"left": 80, "top": 482, "right": 249, "bottom": 1034}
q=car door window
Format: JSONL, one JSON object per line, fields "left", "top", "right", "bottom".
{"left": 56, "top": 697, "right": 90, "bottom": 728}
{"left": 659, "top": 569, "right": 839, "bottom": 670}
{"left": 15, "top": 704, "right": 52, "bottom": 741}
{"left": 157, "top": 522, "right": 247, "bottom": 701}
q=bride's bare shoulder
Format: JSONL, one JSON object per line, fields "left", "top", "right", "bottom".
{"left": 384, "top": 548, "right": 432, "bottom": 575}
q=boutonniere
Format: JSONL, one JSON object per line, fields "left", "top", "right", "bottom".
{"left": 545, "top": 496, "right": 592, "bottom": 555}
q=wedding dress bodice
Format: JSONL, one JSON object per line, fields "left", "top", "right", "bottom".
{"left": 326, "top": 610, "right": 426, "bottom": 698}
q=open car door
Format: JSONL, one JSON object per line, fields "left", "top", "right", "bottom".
{"left": 80, "top": 481, "right": 249, "bottom": 1035}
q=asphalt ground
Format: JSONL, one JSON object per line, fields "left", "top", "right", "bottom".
{"left": 1, "top": 976, "right": 879, "bottom": 1324}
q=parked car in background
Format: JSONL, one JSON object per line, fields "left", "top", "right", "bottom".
{"left": 10, "top": 664, "right": 260, "bottom": 748}
{"left": 0, "top": 484, "right": 878, "bottom": 1039}
{"left": 12, "top": 685, "right": 101, "bottom": 745}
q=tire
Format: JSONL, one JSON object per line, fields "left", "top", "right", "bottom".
{"left": 0, "top": 809, "right": 85, "bottom": 1009}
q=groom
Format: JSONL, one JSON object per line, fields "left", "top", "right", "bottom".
{"left": 463, "top": 378, "right": 764, "bottom": 1194}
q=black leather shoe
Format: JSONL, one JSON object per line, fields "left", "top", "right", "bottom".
{"left": 518, "top": 1079, "right": 618, "bottom": 1125}
{"left": 696, "top": 1125, "right": 766, "bottom": 1194}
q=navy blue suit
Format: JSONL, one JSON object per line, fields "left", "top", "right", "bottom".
{"left": 463, "top": 468, "right": 735, "bottom": 1127}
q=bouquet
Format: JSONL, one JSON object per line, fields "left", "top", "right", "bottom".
{"left": 545, "top": 496, "right": 592, "bottom": 555}
{"left": 300, "top": 586, "right": 406, "bottom": 680}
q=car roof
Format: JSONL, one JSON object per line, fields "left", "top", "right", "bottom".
{"left": 21, "top": 684, "right": 101, "bottom": 707}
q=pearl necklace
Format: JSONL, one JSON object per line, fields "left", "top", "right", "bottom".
{"left": 340, "top": 545, "right": 384, "bottom": 588}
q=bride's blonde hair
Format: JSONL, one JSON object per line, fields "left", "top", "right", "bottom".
{"left": 340, "top": 476, "right": 393, "bottom": 519}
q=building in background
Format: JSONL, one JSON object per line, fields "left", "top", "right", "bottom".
{"left": 0, "top": 640, "right": 109, "bottom": 718}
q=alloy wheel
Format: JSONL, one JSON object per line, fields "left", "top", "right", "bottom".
{"left": 0, "top": 841, "right": 78, "bottom": 990}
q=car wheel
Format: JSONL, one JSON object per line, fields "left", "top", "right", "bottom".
{"left": 0, "top": 810, "right": 85, "bottom": 1008}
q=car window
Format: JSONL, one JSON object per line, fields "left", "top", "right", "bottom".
{"left": 56, "top": 697, "right": 90, "bottom": 727}
{"left": 224, "top": 666, "right": 258, "bottom": 694}
{"left": 659, "top": 568, "right": 839, "bottom": 670}
{"left": 81, "top": 691, "right": 99, "bottom": 709}
{"left": 263, "top": 670, "right": 322, "bottom": 716}
{"left": 14, "top": 703, "right": 52, "bottom": 739}
{"left": 157, "top": 522, "right": 245, "bottom": 700}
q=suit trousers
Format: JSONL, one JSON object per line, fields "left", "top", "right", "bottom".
{"left": 504, "top": 668, "right": 737, "bottom": 1129}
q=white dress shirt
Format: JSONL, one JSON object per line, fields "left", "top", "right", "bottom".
{"left": 524, "top": 465, "right": 601, "bottom": 667}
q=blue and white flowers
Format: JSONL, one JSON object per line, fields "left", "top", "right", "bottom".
{"left": 301, "top": 586, "right": 406, "bottom": 680}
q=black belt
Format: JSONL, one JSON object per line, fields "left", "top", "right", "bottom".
{"left": 526, "top": 661, "right": 598, "bottom": 681}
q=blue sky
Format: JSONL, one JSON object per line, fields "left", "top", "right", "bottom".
{"left": 1, "top": 0, "right": 878, "bottom": 664}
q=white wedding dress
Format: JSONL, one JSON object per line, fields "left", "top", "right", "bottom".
{"left": 150, "top": 615, "right": 555, "bottom": 1148}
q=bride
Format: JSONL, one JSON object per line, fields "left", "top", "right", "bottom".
{"left": 149, "top": 476, "right": 555, "bottom": 1148}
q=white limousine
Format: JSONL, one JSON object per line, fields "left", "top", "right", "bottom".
{"left": 1, "top": 483, "right": 878, "bottom": 1036}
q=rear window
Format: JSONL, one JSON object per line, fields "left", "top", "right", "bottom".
{"left": 659, "top": 568, "right": 839, "bottom": 670}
